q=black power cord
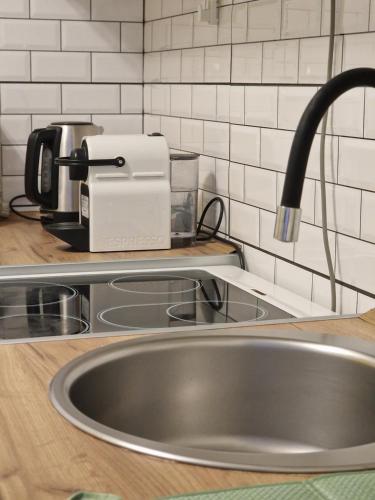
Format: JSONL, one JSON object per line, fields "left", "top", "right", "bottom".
{"left": 9, "top": 195, "right": 40, "bottom": 222}
{"left": 197, "top": 197, "right": 245, "bottom": 270}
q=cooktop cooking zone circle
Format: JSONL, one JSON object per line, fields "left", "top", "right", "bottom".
{"left": 0, "top": 282, "right": 78, "bottom": 308}
{"left": 109, "top": 274, "right": 202, "bottom": 295}
{"left": 0, "top": 314, "right": 90, "bottom": 339}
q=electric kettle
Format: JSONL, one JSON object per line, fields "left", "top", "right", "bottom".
{"left": 24, "top": 121, "right": 103, "bottom": 224}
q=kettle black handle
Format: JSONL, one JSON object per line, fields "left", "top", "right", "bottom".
{"left": 24, "top": 128, "right": 59, "bottom": 206}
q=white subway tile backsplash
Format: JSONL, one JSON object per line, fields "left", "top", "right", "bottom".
{"left": 357, "top": 293, "right": 375, "bottom": 314}
{"left": 31, "top": 114, "right": 91, "bottom": 130}
{"left": 232, "top": 3, "right": 248, "bottom": 43}
{"left": 229, "top": 162, "right": 245, "bottom": 201}
{"left": 327, "top": 88, "right": 365, "bottom": 137}
{"left": 152, "top": 18, "right": 172, "bottom": 51}
{"left": 294, "top": 222, "right": 336, "bottom": 274}
{"left": 343, "top": 32, "right": 375, "bottom": 70}
{"left": 245, "top": 166, "right": 277, "bottom": 211}
{"left": 144, "top": 114, "right": 161, "bottom": 134}
{"left": 245, "top": 86, "right": 278, "bottom": 128}
{"left": 121, "top": 85, "right": 143, "bottom": 114}
{"left": 0, "top": 115, "right": 31, "bottom": 145}
{"left": 371, "top": 0, "right": 375, "bottom": 30}
{"left": 62, "top": 21, "right": 120, "bottom": 52}
{"left": 183, "top": 0, "right": 199, "bottom": 14}
{"left": 194, "top": 12, "right": 218, "bottom": 46}
{"left": 278, "top": 86, "right": 317, "bottom": 130}
{"left": 262, "top": 39, "right": 299, "bottom": 83}
{"left": 275, "top": 260, "right": 312, "bottom": 300}
{"left": 171, "top": 85, "right": 192, "bottom": 117}
{"left": 144, "top": 53, "right": 161, "bottom": 82}
{"left": 362, "top": 191, "right": 375, "bottom": 244}
{"left": 202, "top": 191, "right": 229, "bottom": 233}
{"left": 145, "top": 0, "right": 162, "bottom": 21}
{"left": 306, "top": 134, "right": 338, "bottom": 182}
{"left": 92, "top": 115, "right": 143, "bottom": 135}
{"left": 144, "top": 22, "right": 152, "bottom": 53}
{"left": 204, "top": 121, "right": 229, "bottom": 159}
{"left": 312, "top": 275, "right": 357, "bottom": 314}
{"left": 181, "top": 118, "right": 204, "bottom": 152}
{"left": 161, "top": 116, "right": 181, "bottom": 148}
{"left": 248, "top": 0, "right": 281, "bottom": 42}
{"left": 229, "top": 87, "right": 245, "bottom": 125}
{"left": 199, "top": 156, "right": 216, "bottom": 191}
{"left": 192, "top": 85, "right": 217, "bottom": 119}
{"left": 0, "top": 19, "right": 60, "bottom": 50}
{"left": 205, "top": 45, "right": 231, "bottom": 82}
{"left": 172, "top": 14, "right": 194, "bottom": 49}
{"left": 30, "top": 0, "right": 90, "bottom": 20}
{"left": 2, "top": 145, "right": 26, "bottom": 175}
{"left": 31, "top": 52, "right": 90, "bottom": 82}
{"left": 216, "top": 85, "right": 230, "bottom": 122}
{"left": 161, "top": 51, "right": 182, "bottom": 82}
{"left": 338, "top": 136, "right": 375, "bottom": 190}
{"left": 231, "top": 43, "right": 262, "bottom": 83}
{"left": 322, "top": 0, "right": 370, "bottom": 35}
{"left": 365, "top": 88, "right": 375, "bottom": 139}
{"left": 299, "top": 36, "right": 343, "bottom": 84}
{"left": 0, "top": 0, "right": 29, "bottom": 18}
{"left": 181, "top": 48, "right": 204, "bottom": 82}
{"left": 92, "top": 0, "right": 143, "bottom": 21}
{"left": 62, "top": 85, "right": 120, "bottom": 113}
{"left": 244, "top": 245, "right": 276, "bottom": 282}
{"left": 218, "top": 5, "right": 232, "bottom": 45}
{"left": 215, "top": 159, "right": 230, "bottom": 196}
{"left": 1, "top": 84, "right": 61, "bottom": 113}
{"left": 92, "top": 53, "right": 143, "bottom": 83}
{"left": 121, "top": 23, "right": 144, "bottom": 52}
{"left": 231, "top": 125, "right": 261, "bottom": 166}
{"left": 0, "top": 51, "right": 30, "bottom": 81}
{"left": 162, "top": 0, "right": 183, "bottom": 17}
{"left": 151, "top": 84, "right": 171, "bottom": 115}
{"left": 281, "top": 0, "right": 321, "bottom": 39}
{"left": 230, "top": 200, "right": 260, "bottom": 246}
{"left": 260, "top": 128, "right": 294, "bottom": 172}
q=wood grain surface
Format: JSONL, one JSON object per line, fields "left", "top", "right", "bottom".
{"left": 0, "top": 213, "right": 233, "bottom": 266}
{"left": 1, "top": 313, "right": 375, "bottom": 500}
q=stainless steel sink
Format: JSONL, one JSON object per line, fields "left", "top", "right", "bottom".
{"left": 50, "top": 330, "right": 375, "bottom": 472}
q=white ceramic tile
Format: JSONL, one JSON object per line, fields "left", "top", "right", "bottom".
{"left": 338, "top": 137, "right": 375, "bottom": 190}
{"left": 294, "top": 222, "right": 336, "bottom": 274}
{"left": 162, "top": 0, "right": 183, "bottom": 17}
{"left": 315, "top": 183, "right": 361, "bottom": 237}
{"left": 326, "top": 88, "right": 365, "bottom": 137}
{"left": 202, "top": 191, "right": 229, "bottom": 234}
{"left": 181, "top": 118, "right": 204, "bottom": 152}
{"left": 0, "top": 115, "right": 31, "bottom": 145}
{"left": 2, "top": 176, "right": 31, "bottom": 206}
{"left": 92, "top": 53, "right": 142, "bottom": 83}
{"left": 92, "top": 0, "right": 142, "bottom": 21}
{"left": 299, "top": 36, "right": 343, "bottom": 84}
{"left": 260, "top": 128, "right": 294, "bottom": 172}
{"left": 62, "top": 85, "right": 120, "bottom": 113}
{"left": 230, "top": 200, "right": 260, "bottom": 246}
{"left": 143, "top": 114, "right": 161, "bottom": 134}
{"left": 231, "top": 43, "right": 262, "bottom": 83}
{"left": 144, "top": 53, "right": 161, "bottom": 82}
{"left": 216, "top": 85, "right": 230, "bottom": 122}
{"left": 245, "top": 86, "right": 278, "bottom": 128}
{"left": 62, "top": 21, "right": 119, "bottom": 52}
{"left": 31, "top": 52, "right": 90, "bottom": 82}
{"left": 365, "top": 88, "right": 375, "bottom": 139}
{"left": 0, "top": 0, "right": 29, "bottom": 18}
{"left": 92, "top": 115, "right": 142, "bottom": 135}
{"left": 244, "top": 245, "right": 276, "bottom": 282}
{"left": 183, "top": 0, "right": 199, "bottom": 13}
{"left": 215, "top": 159, "right": 229, "bottom": 196}
{"left": 171, "top": 85, "right": 192, "bottom": 117}
{"left": 181, "top": 48, "right": 204, "bottom": 82}
{"left": 31, "top": 0, "right": 89, "bottom": 19}
{"left": 362, "top": 191, "right": 375, "bottom": 244}
{"left": 248, "top": 0, "right": 281, "bottom": 42}
{"left": 144, "top": 22, "right": 152, "bottom": 53}
{"left": 312, "top": 275, "right": 357, "bottom": 314}
{"left": 121, "top": 23, "right": 143, "bottom": 52}
{"left": 2, "top": 145, "right": 27, "bottom": 175}
{"left": 199, "top": 156, "right": 216, "bottom": 191}
{"left": 144, "top": 85, "right": 152, "bottom": 113}
{"left": 357, "top": 293, "right": 375, "bottom": 314}
{"left": 205, "top": 45, "right": 231, "bottom": 82}
{"left": 322, "top": 0, "right": 370, "bottom": 35}
{"left": 192, "top": 85, "right": 217, "bottom": 120}
{"left": 194, "top": 12, "right": 218, "bottom": 46}
{"left": 229, "top": 87, "right": 245, "bottom": 125}
{"left": 336, "top": 234, "right": 375, "bottom": 294}
{"left": 172, "top": 14, "right": 194, "bottom": 49}
{"left": 145, "top": 0, "right": 162, "bottom": 20}
{"left": 121, "top": 85, "right": 143, "bottom": 114}
{"left": 278, "top": 86, "right": 317, "bottom": 130}
{"left": 371, "top": 0, "right": 375, "bottom": 29}
{"left": 260, "top": 209, "right": 294, "bottom": 259}
{"left": 262, "top": 39, "right": 299, "bottom": 83}
{"left": 218, "top": 5, "right": 232, "bottom": 45}
{"left": 32, "top": 114, "right": 91, "bottom": 130}
{"left": 161, "top": 116, "right": 181, "bottom": 149}
{"left": 245, "top": 166, "right": 277, "bottom": 211}
{"left": 232, "top": 3, "right": 248, "bottom": 43}
{"left": 1, "top": 84, "right": 61, "bottom": 114}
{"left": 152, "top": 18, "right": 172, "bottom": 51}
{"left": 0, "top": 51, "right": 29, "bottom": 81}
{"left": 277, "top": 173, "right": 316, "bottom": 224}
{"left": 305, "top": 134, "right": 338, "bottom": 183}
{"left": 151, "top": 84, "right": 171, "bottom": 115}
{"left": 343, "top": 32, "right": 375, "bottom": 70}
{"left": 204, "top": 121, "right": 230, "bottom": 159}
{"left": 275, "top": 260, "right": 312, "bottom": 300}
{"left": 161, "top": 51, "right": 182, "bottom": 82}
{"left": 229, "top": 162, "right": 245, "bottom": 201}
{"left": 281, "top": 0, "right": 321, "bottom": 39}
{"left": 0, "top": 19, "right": 60, "bottom": 50}
{"left": 230, "top": 125, "right": 261, "bottom": 166}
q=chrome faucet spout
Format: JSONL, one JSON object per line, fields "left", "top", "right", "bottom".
{"left": 274, "top": 67, "right": 375, "bottom": 242}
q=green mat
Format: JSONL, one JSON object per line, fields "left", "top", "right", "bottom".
{"left": 160, "top": 471, "right": 375, "bottom": 499}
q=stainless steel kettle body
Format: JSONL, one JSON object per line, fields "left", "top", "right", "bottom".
{"left": 25, "top": 121, "right": 103, "bottom": 224}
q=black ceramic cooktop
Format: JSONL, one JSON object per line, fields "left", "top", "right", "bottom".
{"left": 0, "top": 271, "right": 294, "bottom": 340}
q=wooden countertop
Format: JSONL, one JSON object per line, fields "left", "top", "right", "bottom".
{"left": 0, "top": 213, "right": 233, "bottom": 266}
{"left": 2, "top": 311, "right": 375, "bottom": 500}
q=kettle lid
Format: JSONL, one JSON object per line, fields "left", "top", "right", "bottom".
{"left": 50, "top": 121, "right": 94, "bottom": 126}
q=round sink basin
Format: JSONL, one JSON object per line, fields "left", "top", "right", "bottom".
{"left": 50, "top": 330, "right": 375, "bottom": 472}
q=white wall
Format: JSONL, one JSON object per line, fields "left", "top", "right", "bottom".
{"left": 144, "top": 0, "right": 375, "bottom": 314}
{"left": 0, "top": 0, "right": 144, "bottom": 212}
